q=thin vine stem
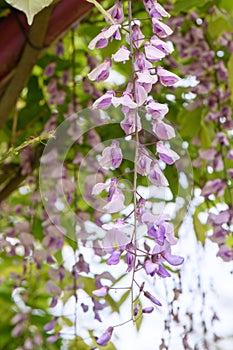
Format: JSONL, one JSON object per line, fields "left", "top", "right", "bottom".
{"left": 127, "top": 0, "right": 140, "bottom": 322}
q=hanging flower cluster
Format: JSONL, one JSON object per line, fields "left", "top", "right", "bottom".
{"left": 166, "top": 10, "right": 233, "bottom": 261}
{"left": 87, "top": 0, "right": 183, "bottom": 345}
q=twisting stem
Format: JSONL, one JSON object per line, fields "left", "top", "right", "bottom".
{"left": 128, "top": 0, "right": 139, "bottom": 322}
{"left": 73, "top": 163, "right": 79, "bottom": 344}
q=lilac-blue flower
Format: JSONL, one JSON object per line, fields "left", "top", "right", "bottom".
{"left": 144, "top": 291, "right": 162, "bottom": 306}
{"left": 96, "top": 327, "right": 114, "bottom": 346}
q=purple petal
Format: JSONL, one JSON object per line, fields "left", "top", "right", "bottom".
{"left": 50, "top": 296, "right": 58, "bottom": 308}
{"left": 120, "top": 109, "right": 142, "bottom": 135}
{"left": 93, "top": 90, "right": 115, "bottom": 110}
{"left": 137, "top": 149, "right": 152, "bottom": 176}
{"left": 126, "top": 251, "right": 134, "bottom": 272}
{"left": 145, "top": 42, "right": 165, "bottom": 62}
{"left": 146, "top": 99, "right": 169, "bottom": 119}
{"left": 157, "top": 264, "right": 171, "bottom": 278}
{"left": 142, "top": 307, "right": 154, "bottom": 314}
{"left": 103, "top": 189, "right": 125, "bottom": 213}
{"left": 153, "top": 121, "right": 175, "bottom": 140}
{"left": 112, "top": 92, "right": 137, "bottom": 108}
{"left": 148, "top": 225, "right": 165, "bottom": 245}
{"left": 93, "top": 286, "right": 109, "bottom": 297}
{"left": 201, "top": 179, "right": 225, "bottom": 197}
{"left": 99, "top": 141, "right": 122, "bottom": 169}
{"left": 149, "top": 161, "right": 169, "bottom": 186}
{"left": 163, "top": 252, "right": 184, "bottom": 266}
{"left": 81, "top": 303, "right": 89, "bottom": 312}
{"left": 96, "top": 327, "right": 113, "bottom": 346}
{"left": 157, "top": 66, "right": 180, "bottom": 86}
{"left": 103, "top": 225, "right": 129, "bottom": 251}
{"left": 144, "top": 291, "right": 162, "bottom": 306}
{"left": 46, "top": 333, "right": 60, "bottom": 343}
{"left": 156, "top": 141, "right": 180, "bottom": 165}
{"left": 152, "top": 18, "right": 173, "bottom": 37}
{"left": 107, "top": 1, "right": 124, "bottom": 24}
{"left": 44, "top": 318, "right": 57, "bottom": 332}
{"left": 88, "top": 25, "right": 120, "bottom": 50}
{"left": 112, "top": 45, "right": 130, "bottom": 62}
{"left": 144, "top": 260, "right": 158, "bottom": 275}
{"left": 107, "top": 250, "right": 121, "bottom": 265}
{"left": 88, "top": 58, "right": 112, "bottom": 82}
{"left": 150, "top": 35, "right": 173, "bottom": 54}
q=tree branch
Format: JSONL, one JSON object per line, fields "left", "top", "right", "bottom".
{"left": 0, "top": 145, "right": 44, "bottom": 204}
{"left": 0, "top": 5, "right": 53, "bottom": 130}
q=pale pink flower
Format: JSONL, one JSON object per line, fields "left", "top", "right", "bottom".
{"left": 93, "top": 90, "right": 115, "bottom": 109}
{"left": 126, "top": 24, "right": 145, "bottom": 49}
{"left": 137, "top": 149, "right": 152, "bottom": 176}
{"left": 144, "top": 0, "right": 170, "bottom": 19}
{"left": 92, "top": 182, "right": 109, "bottom": 195}
{"left": 152, "top": 3, "right": 170, "bottom": 19}
{"left": 88, "top": 58, "right": 112, "bottom": 82}
{"left": 152, "top": 120, "right": 175, "bottom": 140}
{"left": 136, "top": 70, "right": 158, "bottom": 85}
{"left": 92, "top": 179, "right": 125, "bottom": 214}
{"left": 149, "top": 160, "right": 169, "bottom": 186}
{"left": 88, "top": 25, "right": 121, "bottom": 50}
{"left": 103, "top": 188, "right": 125, "bottom": 213}
{"left": 157, "top": 66, "right": 180, "bottom": 86}
{"left": 150, "top": 35, "right": 174, "bottom": 55}
{"left": 199, "top": 148, "right": 217, "bottom": 160}
{"left": 112, "top": 91, "right": 137, "bottom": 108}
{"left": 156, "top": 141, "right": 180, "bottom": 164}
{"left": 93, "top": 286, "right": 109, "bottom": 297}
{"left": 201, "top": 179, "right": 226, "bottom": 198}
{"left": 120, "top": 109, "right": 142, "bottom": 135}
{"left": 144, "top": 42, "right": 166, "bottom": 62}
{"left": 112, "top": 45, "right": 130, "bottom": 62}
{"left": 152, "top": 18, "right": 173, "bottom": 37}
{"left": 102, "top": 218, "right": 130, "bottom": 230}
{"left": 144, "top": 259, "right": 158, "bottom": 275}
{"left": 99, "top": 140, "right": 123, "bottom": 169}
{"left": 135, "top": 82, "right": 148, "bottom": 105}
{"left": 217, "top": 245, "right": 233, "bottom": 262}
{"left": 146, "top": 99, "right": 169, "bottom": 119}
{"left": 102, "top": 228, "right": 129, "bottom": 252}
{"left": 135, "top": 52, "right": 153, "bottom": 71}
{"left": 106, "top": 1, "right": 124, "bottom": 24}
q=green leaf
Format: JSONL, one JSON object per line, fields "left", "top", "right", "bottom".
{"left": 227, "top": 54, "right": 233, "bottom": 102}
{"left": 193, "top": 208, "right": 210, "bottom": 245}
{"left": 118, "top": 290, "right": 130, "bottom": 307}
{"left": 179, "top": 107, "right": 203, "bottom": 139}
{"left": 219, "top": 0, "right": 233, "bottom": 14}
{"left": 226, "top": 234, "right": 233, "bottom": 249}
{"left": 199, "top": 123, "right": 213, "bottom": 148}
{"left": 174, "top": 0, "right": 207, "bottom": 13}
{"left": 5, "top": 0, "right": 53, "bottom": 25}
{"left": 209, "top": 15, "right": 233, "bottom": 39}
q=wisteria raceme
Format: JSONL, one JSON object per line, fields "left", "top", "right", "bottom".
{"left": 86, "top": 0, "right": 184, "bottom": 346}
{"left": 165, "top": 10, "right": 233, "bottom": 261}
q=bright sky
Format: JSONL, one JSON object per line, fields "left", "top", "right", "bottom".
{"left": 58, "top": 211, "right": 233, "bottom": 350}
